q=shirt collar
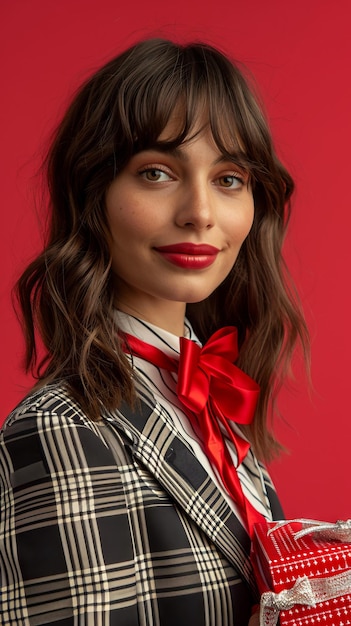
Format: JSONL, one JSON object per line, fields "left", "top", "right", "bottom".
{"left": 115, "top": 310, "right": 200, "bottom": 358}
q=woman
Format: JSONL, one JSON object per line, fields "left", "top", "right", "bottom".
{"left": 0, "top": 38, "right": 308, "bottom": 625}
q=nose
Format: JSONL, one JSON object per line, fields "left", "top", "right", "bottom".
{"left": 175, "top": 180, "right": 215, "bottom": 230}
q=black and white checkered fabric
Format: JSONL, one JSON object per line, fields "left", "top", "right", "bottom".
{"left": 0, "top": 380, "right": 283, "bottom": 625}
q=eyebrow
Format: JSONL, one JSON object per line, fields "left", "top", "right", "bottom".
{"left": 140, "top": 142, "right": 248, "bottom": 166}
{"left": 143, "top": 143, "right": 190, "bottom": 161}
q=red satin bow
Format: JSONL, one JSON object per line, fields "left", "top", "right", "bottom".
{"left": 177, "top": 327, "right": 259, "bottom": 466}
{"left": 121, "top": 326, "right": 265, "bottom": 536}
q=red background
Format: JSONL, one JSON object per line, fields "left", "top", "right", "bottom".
{"left": 1, "top": 0, "right": 350, "bottom": 522}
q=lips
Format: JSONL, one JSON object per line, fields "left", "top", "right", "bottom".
{"left": 154, "top": 242, "right": 220, "bottom": 269}
{"left": 155, "top": 243, "right": 220, "bottom": 255}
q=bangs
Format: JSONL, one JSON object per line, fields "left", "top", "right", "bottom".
{"left": 113, "top": 40, "right": 266, "bottom": 176}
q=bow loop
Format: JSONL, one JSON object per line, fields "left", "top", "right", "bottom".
{"left": 201, "top": 326, "right": 239, "bottom": 361}
{"left": 178, "top": 327, "right": 260, "bottom": 426}
{"left": 260, "top": 576, "right": 315, "bottom": 626}
{"left": 269, "top": 518, "right": 351, "bottom": 542}
{"left": 260, "top": 570, "right": 351, "bottom": 626}
{"left": 177, "top": 337, "right": 210, "bottom": 412}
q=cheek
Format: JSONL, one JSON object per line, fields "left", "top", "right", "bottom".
{"left": 106, "top": 182, "right": 147, "bottom": 236}
{"left": 244, "top": 209, "right": 255, "bottom": 239}
{"left": 107, "top": 204, "right": 149, "bottom": 242}
{"left": 227, "top": 206, "right": 255, "bottom": 245}
{"left": 241, "top": 197, "right": 255, "bottom": 236}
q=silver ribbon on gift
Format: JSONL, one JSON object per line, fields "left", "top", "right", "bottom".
{"left": 260, "top": 571, "right": 351, "bottom": 626}
{"left": 267, "top": 518, "right": 351, "bottom": 542}
{"left": 260, "top": 576, "right": 315, "bottom": 626}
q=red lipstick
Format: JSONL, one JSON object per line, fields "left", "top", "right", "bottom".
{"left": 154, "top": 243, "right": 219, "bottom": 269}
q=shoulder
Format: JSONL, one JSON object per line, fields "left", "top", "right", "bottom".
{"left": 0, "top": 382, "right": 132, "bottom": 488}
{"left": 3, "top": 383, "right": 90, "bottom": 430}
{"left": 1, "top": 383, "right": 109, "bottom": 447}
{"left": 0, "top": 383, "right": 112, "bottom": 462}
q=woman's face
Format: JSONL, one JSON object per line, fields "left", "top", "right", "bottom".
{"left": 105, "top": 119, "right": 254, "bottom": 334}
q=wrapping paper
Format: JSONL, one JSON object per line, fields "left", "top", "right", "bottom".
{"left": 251, "top": 520, "right": 351, "bottom": 626}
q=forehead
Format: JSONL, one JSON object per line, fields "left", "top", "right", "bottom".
{"left": 156, "top": 102, "right": 245, "bottom": 157}
{"left": 157, "top": 99, "right": 207, "bottom": 137}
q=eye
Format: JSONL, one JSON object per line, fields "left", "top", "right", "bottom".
{"left": 217, "top": 174, "right": 245, "bottom": 189}
{"left": 139, "top": 167, "right": 172, "bottom": 182}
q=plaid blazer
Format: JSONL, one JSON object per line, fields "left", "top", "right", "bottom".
{"left": 0, "top": 382, "right": 283, "bottom": 626}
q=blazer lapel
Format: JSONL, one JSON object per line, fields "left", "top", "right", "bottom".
{"left": 105, "top": 392, "right": 256, "bottom": 593}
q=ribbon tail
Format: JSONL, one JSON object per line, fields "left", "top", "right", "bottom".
{"left": 202, "top": 404, "right": 266, "bottom": 536}
{"left": 211, "top": 399, "right": 250, "bottom": 466}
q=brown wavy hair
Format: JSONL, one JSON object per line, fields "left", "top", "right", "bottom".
{"left": 16, "top": 38, "right": 309, "bottom": 460}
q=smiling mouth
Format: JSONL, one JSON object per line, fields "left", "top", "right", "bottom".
{"left": 154, "top": 243, "right": 220, "bottom": 269}
{"left": 155, "top": 243, "right": 220, "bottom": 255}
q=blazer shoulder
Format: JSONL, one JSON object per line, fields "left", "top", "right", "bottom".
{"left": 2, "top": 383, "right": 94, "bottom": 437}
{"left": 0, "top": 383, "right": 131, "bottom": 492}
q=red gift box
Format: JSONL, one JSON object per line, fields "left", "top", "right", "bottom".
{"left": 251, "top": 520, "right": 351, "bottom": 626}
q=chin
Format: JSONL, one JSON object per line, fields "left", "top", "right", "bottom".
{"left": 181, "top": 290, "right": 216, "bottom": 305}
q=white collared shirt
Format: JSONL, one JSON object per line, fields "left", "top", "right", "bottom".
{"left": 116, "top": 311, "right": 273, "bottom": 529}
